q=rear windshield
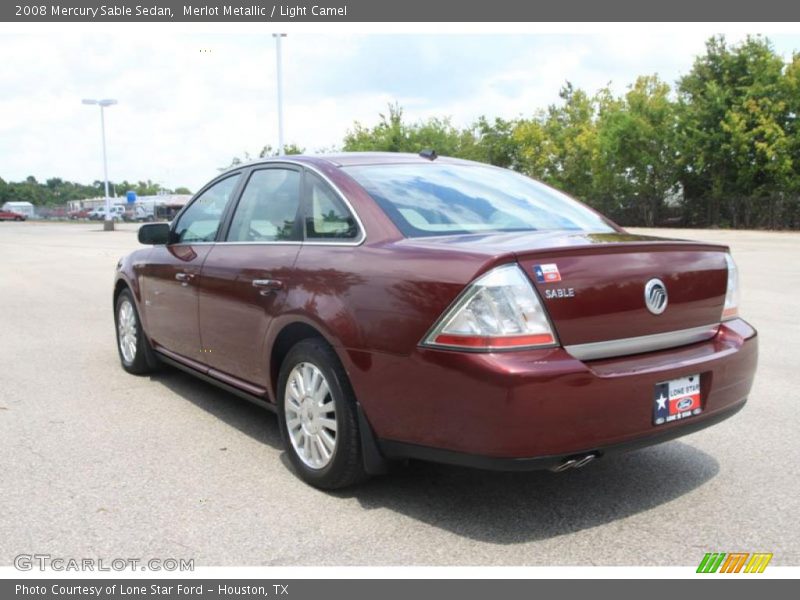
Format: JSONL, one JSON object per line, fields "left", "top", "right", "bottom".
{"left": 344, "top": 163, "right": 614, "bottom": 237}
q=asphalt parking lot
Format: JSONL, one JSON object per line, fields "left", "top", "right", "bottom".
{"left": 0, "top": 222, "right": 798, "bottom": 566}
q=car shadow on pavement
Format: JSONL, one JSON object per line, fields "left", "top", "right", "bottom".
{"left": 148, "top": 368, "right": 283, "bottom": 450}
{"left": 341, "top": 440, "right": 719, "bottom": 544}
{"left": 147, "top": 367, "right": 719, "bottom": 545}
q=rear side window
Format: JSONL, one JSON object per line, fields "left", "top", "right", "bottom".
{"left": 344, "top": 163, "right": 614, "bottom": 237}
{"left": 227, "top": 168, "right": 301, "bottom": 242}
{"left": 174, "top": 175, "right": 240, "bottom": 243}
{"left": 304, "top": 173, "right": 360, "bottom": 240}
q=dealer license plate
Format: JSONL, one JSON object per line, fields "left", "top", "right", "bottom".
{"left": 653, "top": 374, "right": 702, "bottom": 425}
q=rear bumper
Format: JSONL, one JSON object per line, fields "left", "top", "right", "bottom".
{"left": 378, "top": 400, "right": 745, "bottom": 471}
{"left": 346, "top": 319, "right": 758, "bottom": 467}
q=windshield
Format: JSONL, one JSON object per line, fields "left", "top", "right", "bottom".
{"left": 344, "top": 163, "right": 614, "bottom": 237}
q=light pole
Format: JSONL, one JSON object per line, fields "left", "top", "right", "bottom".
{"left": 82, "top": 98, "right": 118, "bottom": 231}
{"left": 272, "top": 33, "right": 286, "bottom": 155}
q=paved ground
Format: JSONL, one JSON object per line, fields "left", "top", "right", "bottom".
{"left": 0, "top": 222, "right": 798, "bottom": 566}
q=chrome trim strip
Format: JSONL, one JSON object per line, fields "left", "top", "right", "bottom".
{"left": 564, "top": 324, "right": 720, "bottom": 361}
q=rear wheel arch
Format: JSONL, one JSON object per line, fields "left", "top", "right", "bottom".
{"left": 270, "top": 321, "right": 333, "bottom": 401}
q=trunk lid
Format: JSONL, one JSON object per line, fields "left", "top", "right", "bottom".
{"left": 512, "top": 233, "right": 728, "bottom": 347}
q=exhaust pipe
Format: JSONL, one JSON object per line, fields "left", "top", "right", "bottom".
{"left": 572, "top": 454, "right": 596, "bottom": 469}
{"left": 550, "top": 459, "right": 578, "bottom": 473}
{"left": 549, "top": 453, "right": 598, "bottom": 472}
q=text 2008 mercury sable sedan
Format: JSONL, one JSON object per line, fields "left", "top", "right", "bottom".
{"left": 114, "top": 152, "right": 758, "bottom": 489}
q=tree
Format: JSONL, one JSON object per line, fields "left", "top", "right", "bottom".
{"left": 343, "top": 103, "right": 475, "bottom": 156}
{"left": 594, "top": 75, "right": 680, "bottom": 225}
{"left": 461, "top": 116, "right": 520, "bottom": 168}
{"left": 514, "top": 83, "right": 600, "bottom": 202}
{"left": 343, "top": 102, "right": 408, "bottom": 152}
{"left": 784, "top": 53, "right": 800, "bottom": 189}
{"left": 677, "top": 35, "right": 791, "bottom": 227}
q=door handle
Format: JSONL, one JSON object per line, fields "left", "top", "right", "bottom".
{"left": 175, "top": 272, "right": 195, "bottom": 285}
{"left": 252, "top": 279, "right": 284, "bottom": 295}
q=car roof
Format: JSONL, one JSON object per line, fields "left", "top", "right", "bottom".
{"left": 222, "top": 151, "right": 479, "bottom": 174}
{"left": 311, "top": 152, "right": 475, "bottom": 167}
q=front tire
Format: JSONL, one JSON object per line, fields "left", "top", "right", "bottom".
{"left": 277, "top": 339, "right": 367, "bottom": 489}
{"left": 115, "top": 289, "right": 156, "bottom": 375}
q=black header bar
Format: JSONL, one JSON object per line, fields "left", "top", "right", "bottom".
{"left": 3, "top": 0, "right": 800, "bottom": 22}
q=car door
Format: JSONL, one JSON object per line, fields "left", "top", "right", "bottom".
{"left": 197, "top": 165, "right": 302, "bottom": 390}
{"left": 139, "top": 173, "right": 242, "bottom": 365}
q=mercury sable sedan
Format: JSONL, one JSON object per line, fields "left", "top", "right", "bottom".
{"left": 113, "top": 152, "right": 758, "bottom": 489}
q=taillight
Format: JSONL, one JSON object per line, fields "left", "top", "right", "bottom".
{"left": 722, "top": 253, "right": 740, "bottom": 321}
{"left": 422, "top": 264, "right": 557, "bottom": 351}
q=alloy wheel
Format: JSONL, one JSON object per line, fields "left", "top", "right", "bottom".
{"left": 117, "top": 299, "right": 138, "bottom": 364}
{"left": 284, "top": 362, "right": 338, "bottom": 469}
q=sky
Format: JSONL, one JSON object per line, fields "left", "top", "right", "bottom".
{"left": 0, "top": 26, "right": 798, "bottom": 192}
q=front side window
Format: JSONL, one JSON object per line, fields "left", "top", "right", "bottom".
{"left": 174, "top": 175, "right": 240, "bottom": 243}
{"left": 227, "top": 168, "right": 301, "bottom": 242}
{"left": 304, "top": 173, "right": 359, "bottom": 240}
{"left": 344, "top": 163, "right": 614, "bottom": 238}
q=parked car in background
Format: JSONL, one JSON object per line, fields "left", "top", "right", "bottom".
{"left": 0, "top": 209, "right": 26, "bottom": 221}
{"left": 89, "top": 205, "right": 125, "bottom": 221}
{"left": 113, "top": 152, "right": 758, "bottom": 490}
{"left": 39, "top": 207, "right": 68, "bottom": 219}
{"left": 68, "top": 208, "right": 92, "bottom": 220}
{"left": 124, "top": 204, "right": 155, "bottom": 222}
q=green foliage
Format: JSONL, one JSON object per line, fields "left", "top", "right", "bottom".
{"left": 515, "top": 83, "right": 599, "bottom": 200}
{"left": 462, "top": 116, "right": 519, "bottom": 168}
{"left": 343, "top": 103, "right": 475, "bottom": 156}
{"left": 676, "top": 35, "right": 796, "bottom": 227}
{"left": 593, "top": 75, "right": 680, "bottom": 225}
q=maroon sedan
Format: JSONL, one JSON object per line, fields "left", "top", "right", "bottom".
{"left": 114, "top": 152, "right": 757, "bottom": 489}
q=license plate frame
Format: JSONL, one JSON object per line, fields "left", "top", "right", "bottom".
{"left": 653, "top": 374, "right": 703, "bottom": 426}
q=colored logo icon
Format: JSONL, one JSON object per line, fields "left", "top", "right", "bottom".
{"left": 697, "top": 552, "right": 773, "bottom": 573}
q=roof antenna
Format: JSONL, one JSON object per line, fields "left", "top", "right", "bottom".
{"left": 419, "top": 149, "right": 437, "bottom": 161}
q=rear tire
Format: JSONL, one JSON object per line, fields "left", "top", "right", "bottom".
{"left": 115, "top": 289, "right": 157, "bottom": 375}
{"left": 277, "top": 339, "right": 367, "bottom": 489}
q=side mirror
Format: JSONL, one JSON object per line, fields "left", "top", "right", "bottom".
{"left": 138, "top": 222, "right": 171, "bottom": 245}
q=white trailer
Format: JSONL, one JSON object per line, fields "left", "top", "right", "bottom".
{"left": 2, "top": 201, "right": 35, "bottom": 218}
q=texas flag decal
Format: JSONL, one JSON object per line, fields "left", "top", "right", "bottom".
{"left": 533, "top": 263, "right": 562, "bottom": 283}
